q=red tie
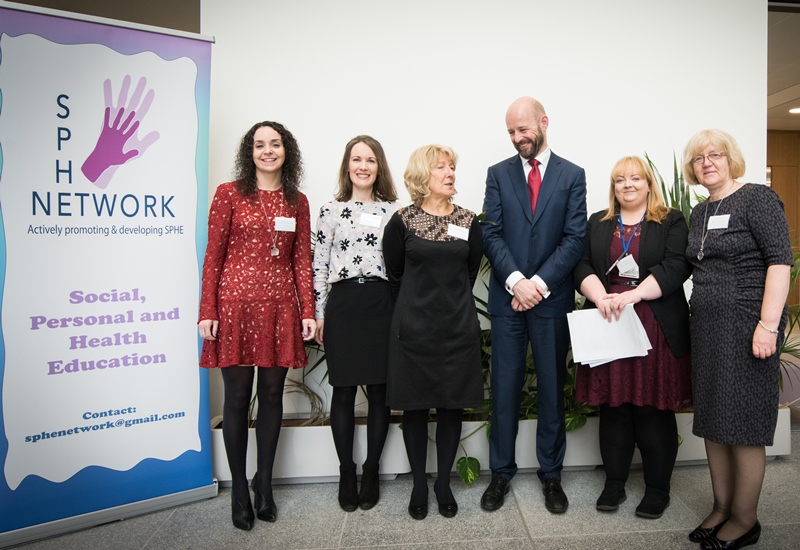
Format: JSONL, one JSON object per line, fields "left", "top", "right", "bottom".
{"left": 527, "top": 159, "right": 542, "bottom": 214}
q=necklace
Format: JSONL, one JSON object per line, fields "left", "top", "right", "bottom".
{"left": 697, "top": 197, "right": 726, "bottom": 260}
{"left": 257, "top": 189, "right": 284, "bottom": 257}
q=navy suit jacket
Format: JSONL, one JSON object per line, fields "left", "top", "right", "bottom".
{"left": 482, "top": 152, "right": 587, "bottom": 318}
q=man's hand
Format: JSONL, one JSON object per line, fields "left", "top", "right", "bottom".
{"left": 511, "top": 278, "right": 543, "bottom": 312}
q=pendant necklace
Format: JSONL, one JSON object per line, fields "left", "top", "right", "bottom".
{"left": 257, "top": 188, "right": 283, "bottom": 257}
{"left": 697, "top": 196, "right": 726, "bottom": 261}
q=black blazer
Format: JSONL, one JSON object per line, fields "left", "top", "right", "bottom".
{"left": 573, "top": 208, "right": 691, "bottom": 357}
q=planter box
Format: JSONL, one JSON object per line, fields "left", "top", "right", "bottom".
{"left": 211, "top": 408, "right": 792, "bottom": 484}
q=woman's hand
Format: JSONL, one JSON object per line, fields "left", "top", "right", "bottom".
{"left": 302, "top": 318, "right": 317, "bottom": 341}
{"left": 609, "top": 289, "right": 643, "bottom": 320}
{"left": 198, "top": 319, "right": 218, "bottom": 341}
{"left": 314, "top": 319, "right": 324, "bottom": 346}
{"left": 594, "top": 294, "right": 619, "bottom": 322}
{"left": 753, "top": 323, "right": 779, "bottom": 359}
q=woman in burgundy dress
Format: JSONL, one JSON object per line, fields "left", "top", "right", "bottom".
{"left": 198, "top": 121, "right": 316, "bottom": 530}
{"left": 573, "top": 156, "right": 692, "bottom": 519}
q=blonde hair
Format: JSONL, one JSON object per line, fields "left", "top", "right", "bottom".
{"left": 682, "top": 129, "right": 746, "bottom": 185}
{"left": 403, "top": 145, "right": 458, "bottom": 207}
{"left": 600, "top": 156, "right": 669, "bottom": 223}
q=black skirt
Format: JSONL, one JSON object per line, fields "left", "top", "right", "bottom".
{"left": 324, "top": 279, "right": 393, "bottom": 387}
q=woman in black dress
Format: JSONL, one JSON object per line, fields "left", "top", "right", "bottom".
{"left": 574, "top": 156, "right": 692, "bottom": 519}
{"left": 313, "top": 135, "right": 398, "bottom": 512}
{"left": 684, "top": 129, "right": 792, "bottom": 549}
{"left": 383, "top": 145, "right": 483, "bottom": 520}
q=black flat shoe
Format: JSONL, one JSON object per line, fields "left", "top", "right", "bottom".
{"left": 251, "top": 475, "right": 277, "bottom": 522}
{"left": 231, "top": 492, "right": 255, "bottom": 531}
{"left": 596, "top": 486, "right": 626, "bottom": 512}
{"left": 438, "top": 501, "right": 458, "bottom": 518}
{"left": 480, "top": 476, "right": 510, "bottom": 512}
{"left": 635, "top": 491, "right": 670, "bottom": 519}
{"left": 689, "top": 518, "right": 729, "bottom": 542}
{"left": 408, "top": 503, "right": 428, "bottom": 520}
{"left": 700, "top": 521, "right": 761, "bottom": 550}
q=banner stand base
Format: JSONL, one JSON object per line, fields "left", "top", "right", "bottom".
{"left": 0, "top": 481, "right": 218, "bottom": 549}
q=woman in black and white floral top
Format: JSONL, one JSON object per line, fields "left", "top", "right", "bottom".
{"left": 313, "top": 135, "right": 398, "bottom": 513}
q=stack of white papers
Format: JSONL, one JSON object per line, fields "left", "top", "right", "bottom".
{"left": 567, "top": 304, "right": 652, "bottom": 367}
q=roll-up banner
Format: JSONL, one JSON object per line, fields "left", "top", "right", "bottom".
{"left": 0, "top": 2, "right": 215, "bottom": 545}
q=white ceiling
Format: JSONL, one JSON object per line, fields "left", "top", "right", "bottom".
{"left": 768, "top": 9, "right": 800, "bottom": 130}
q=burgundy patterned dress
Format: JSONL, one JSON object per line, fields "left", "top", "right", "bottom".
{"left": 575, "top": 224, "right": 693, "bottom": 411}
{"left": 198, "top": 182, "right": 314, "bottom": 369}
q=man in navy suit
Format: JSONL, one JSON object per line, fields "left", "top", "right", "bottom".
{"left": 480, "top": 97, "right": 587, "bottom": 513}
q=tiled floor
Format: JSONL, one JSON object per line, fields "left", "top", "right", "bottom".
{"left": 16, "top": 420, "right": 800, "bottom": 550}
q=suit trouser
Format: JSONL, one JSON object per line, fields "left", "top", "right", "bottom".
{"left": 489, "top": 313, "right": 569, "bottom": 482}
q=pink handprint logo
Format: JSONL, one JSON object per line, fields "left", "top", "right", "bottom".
{"left": 81, "top": 75, "right": 160, "bottom": 189}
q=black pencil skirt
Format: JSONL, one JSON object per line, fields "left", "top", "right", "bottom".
{"left": 323, "top": 278, "right": 393, "bottom": 387}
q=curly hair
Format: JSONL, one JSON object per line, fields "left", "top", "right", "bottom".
{"left": 335, "top": 135, "right": 398, "bottom": 202}
{"left": 232, "top": 121, "right": 304, "bottom": 204}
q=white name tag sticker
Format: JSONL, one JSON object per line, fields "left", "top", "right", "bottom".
{"left": 447, "top": 223, "right": 469, "bottom": 241}
{"left": 707, "top": 214, "right": 730, "bottom": 230}
{"left": 360, "top": 213, "right": 382, "bottom": 228}
{"left": 274, "top": 217, "right": 296, "bottom": 232}
{"left": 617, "top": 254, "right": 639, "bottom": 278}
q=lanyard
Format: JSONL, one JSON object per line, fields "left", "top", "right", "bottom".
{"left": 618, "top": 213, "right": 644, "bottom": 255}
{"left": 605, "top": 213, "right": 644, "bottom": 275}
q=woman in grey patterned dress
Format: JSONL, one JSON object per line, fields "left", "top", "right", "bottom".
{"left": 684, "top": 129, "right": 792, "bottom": 549}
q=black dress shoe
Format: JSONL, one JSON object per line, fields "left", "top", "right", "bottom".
{"left": 700, "top": 521, "right": 761, "bottom": 549}
{"left": 595, "top": 486, "right": 626, "bottom": 511}
{"left": 408, "top": 503, "right": 428, "bottom": 520}
{"left": 543, "top": 478, "right": 568, "bottom": 514}
{"left": 689, "top": 518, "right": 729, "bottom": 542}
{"left": 251, "top": 475, "right": 277, "bottom": 522}
{"left": 231, "top": 492, "right": 255, "bottom": 531}
{"left": 481, "top": 476, "right": 510, "bottom": 512}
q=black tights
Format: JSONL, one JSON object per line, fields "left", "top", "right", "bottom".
{"left": 403, "top": 408, "right": 462, "bottom": 506}
{"left": 221, "top": 366, "right": 288, "bottom": 504}
{"left": 329, "top": 384, "right": 390, "bottom": 470}
{"left": 599, "top": 403, "right": 678, "bottom": 496}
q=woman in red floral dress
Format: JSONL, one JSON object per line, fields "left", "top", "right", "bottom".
{"left": 198, "top": 121, "right": 316, "bottom": 530}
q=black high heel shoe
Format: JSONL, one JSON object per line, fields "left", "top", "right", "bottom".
{"left": 689, "top": 517, "right": 729, "bottom": 542}
{"left": 231, "top": 492, "right": 255, "bottom": 531}
{"left": 251, "top": 474, "right": 277, "bottom": 522}
{"left": 700, "top": 521, "right": 761, "bottom": 550}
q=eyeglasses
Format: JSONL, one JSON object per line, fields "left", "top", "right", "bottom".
{"left": 692, "top": 152, "right": 726, "bottom": 165}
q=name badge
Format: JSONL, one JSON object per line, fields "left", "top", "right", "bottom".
{"left": 707, "top": 214, "right": 730, "bottom": 230}
{"left": 617, "top": 254, "right": 639, "bottom": 278}
{"left": 360, "top": 213, "right": 382, "bottom": 228}
{"left": 447, "top": 223, "right": 469, "bottom": 241}
{"left": 274, "top": 217, "right": 296, "bottom": 232}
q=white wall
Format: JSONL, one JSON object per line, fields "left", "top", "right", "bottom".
{"left": 201, "top": 0, "right": 768, "bottom": 417}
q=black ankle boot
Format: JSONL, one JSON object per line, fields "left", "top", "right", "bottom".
{"left": 359, "top": 465, "right": 380, "bottom": 510}
{"left": 231, "top": 491, "right": 254, "bottom": 530}
{"left": 338, "top": 464, "right": 359, "bottom": 512}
